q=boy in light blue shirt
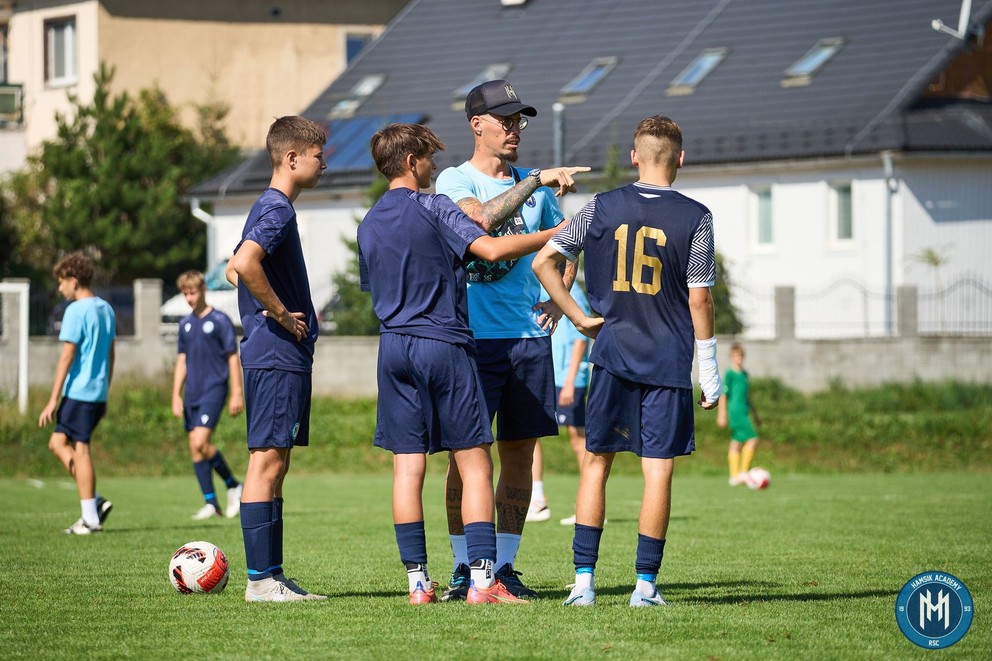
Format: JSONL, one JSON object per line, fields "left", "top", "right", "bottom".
{"left": 38, "top": 252, "right": 116, "bottom": 535}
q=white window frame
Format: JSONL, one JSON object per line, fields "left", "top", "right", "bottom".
{"left": 45, "top": 16, "right": 78, "bottom": 87}
{"left": 828, "top": 181, "right": 855, "bottom": 248}
{"left": 666, "top": 48, "right": 728, "bottom": 96}
{"left": 750, "top": 186, "right": 775, "bottom": 253}
{"left": 328, "top": 74, "right": 385, "bottom": 119}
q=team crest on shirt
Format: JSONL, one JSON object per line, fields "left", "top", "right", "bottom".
{"left": 184, "top": 322, "right": 192, "bottom": 333}
{"left": 202, "top": 320, "right": 215, "bottom": 334}
{"left": 200, "top": 414, "right": 210, "bottom": 425}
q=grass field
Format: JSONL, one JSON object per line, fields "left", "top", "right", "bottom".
{"left": 3, "top": 471, "right": 989, "bottom": 659}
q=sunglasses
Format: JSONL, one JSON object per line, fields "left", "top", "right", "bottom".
{"left": 480, "top": 115, "right": 529, "bottom": 131}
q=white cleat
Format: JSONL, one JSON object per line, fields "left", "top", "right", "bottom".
{"left": 226, "top": 484, "right": 243, "bottom": 518}
{"left": 64, "top": 518, "right": 102, "bottom": 535}
{"left": 525, "top": 500, "right": 551, "bottom": 522}
{"left": 192, "top": 504, "right": 222, "bottom": 520}
{"left": 245, "top": 575, "right": 328, "bottom": 602}
{"left": 629, "top": 588, "right": 668, "bottom": 607}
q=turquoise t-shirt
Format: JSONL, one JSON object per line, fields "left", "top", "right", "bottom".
{"left": 435, "top": 162, "right": 564, "bottom": 339}
{"left": 542, "top": 285, "right": 591, "bottom": 389}
{"left": 58, "top": 297, "right": 116, "bottom": 402}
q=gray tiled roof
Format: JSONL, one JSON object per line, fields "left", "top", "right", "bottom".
{"left": 193, "top": 0, "right": 992, "bottom": 198}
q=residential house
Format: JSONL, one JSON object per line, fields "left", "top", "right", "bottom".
{"left": 0, "top": 0, "right": 409, "bottom": 174}
{"left": 191, "top": 0, "right": 992, "bottom": 338}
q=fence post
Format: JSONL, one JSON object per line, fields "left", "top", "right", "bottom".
{"left": 896, "top": 285, "right": 918, "bottom": 338}
{"left": 133, "top": 279, "right": 163, "bottom": 341}
{"left": 775, "top": 286, "right": 796, "bottom": 340}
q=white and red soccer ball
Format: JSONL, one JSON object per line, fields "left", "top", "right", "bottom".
{"left": 747, "top": 467, "right": 771, "bottom": 490}
{"left": 169, "top": 541, "right": 229, "bottom": 594}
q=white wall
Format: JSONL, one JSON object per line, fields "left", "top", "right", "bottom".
{"left": 210, "top": 194, "right": 366, "bottom": 311}
{"left": 564, "top": 154, "right": 992, "bottom": 339}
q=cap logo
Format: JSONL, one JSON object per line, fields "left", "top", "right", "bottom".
{"left": 504, "top": 84, "right": 518, "bottom": 100}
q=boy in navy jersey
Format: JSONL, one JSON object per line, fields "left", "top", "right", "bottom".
{"left": 38, "top": 252, "right": 115, "bottom": 535}
{"left": 171, "top": 270, "right": 244, "bottom": 520}
{"left": 533, "top": 116, "right": 722, "bottom": 607}
{"left": 358, "top": 123, "right": 573, "bottom": 604}
{"left": 226, "top": 116, "right": 327, "bottom": 602}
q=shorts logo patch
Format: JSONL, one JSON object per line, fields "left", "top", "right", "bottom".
{"left": 201, "top": 414, "right": 210, "bottom": 425}
{"left": 557, "top": 413, "right": 567, "bottom": 425}
{"left": 202, "top": 320, "right": 215, "bottom": 334}
{"left": 291, "top": 422, "right": 300, "bottom": 440}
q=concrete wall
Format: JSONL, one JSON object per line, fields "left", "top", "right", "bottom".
{"left": 2, "top": 279, "right": 991, "bottom": 398}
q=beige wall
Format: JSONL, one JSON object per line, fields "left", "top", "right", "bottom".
{"left": 7, "top": 1, "right": 101, "bottom": 149}
{"left": 4, "top": 0, "right": 402, "bottom": 154}
{"left": 97, "top": 10, "right": 384, "bottom": 148}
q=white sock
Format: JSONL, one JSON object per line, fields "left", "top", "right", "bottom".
{"left": 531, "top": 480, "right": 545, "bottom": 503}
{"left": 470, "top": 559, "right": 494, "bottom": 589}
{"left": 636, "top": 577, "right": 657, "bottom": 596}
{"left": 81, "top": 498, "right": 99, "bottom": 527}
{"left": 406, "top": 564, "right": 430, "bottom": 592}
{"left": 450, "top": 534, "right": 468, "bottom": 570}
{"left": 575, "top": 571, "right": 594, "bottom": 591}
{"left": 495, "top": 532, "right": 521, "bottom": 570}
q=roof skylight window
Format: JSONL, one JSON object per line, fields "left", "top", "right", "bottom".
{"left": 783, "top": 38, "right": 843, "bottom": 87}
{"left": 329, "top": 74, "right": 385, "bottom": 118}
{"left": 666, "top": 48, "right": 728, "bottom": 96}
{"left": 452, "top": 64, "right": 513, "bottom": 103}
{"left": 559, "top": 57, "right": 617, "bottom": 102}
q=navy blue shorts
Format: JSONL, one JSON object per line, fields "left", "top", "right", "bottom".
{"left": 243, "top": 368, "right": 311, "bottom": 449}
{"left": 183, "top": 398, "right": 225, "bottom": 431}
{"left": 585, "top": 366, "right": 695, "bottom": 459}
{"left": 374, "top": 333, "right": 493, "bottom": 455}
{"left": 55, "top": 398, "right": 106, "bottom": 443}
{"left": 555, "top": 387, "right": 587, "bottom": 428}
{"left": 476, "top": 337, "right": 558, "bottom": 441}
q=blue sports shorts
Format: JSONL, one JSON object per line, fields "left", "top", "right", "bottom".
{"left": 183, "top": 398, "right": 225, "bottom": 432}
{"left": 555, "top": 386, "right": 587, "bottom": 428}
{"left": 475, "top": 336, "right": 558, "bottom": 441}
{"left": 55, "top": 398, "right": 106, "bottom": 443}
{"left": 585, "top": 366, "right": 695, "bottom": 459}
{"left": 243, "top": 368, "right": 311, "bottom": 449}
{"left": 374, "top": 333, "right": 493, "bottom": 455}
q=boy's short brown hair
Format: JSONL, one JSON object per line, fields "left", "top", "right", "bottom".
{"left": 633, "top": 115, "right": 683, "bottom": 167}
{"left": 370, "top": 123, "right": 446, "bottom": 179}
{"left": 266, "top": 116, "right": 327, "bottom": 168}
{"left": 53, "top": 252, "right": 94, "bottom": 287}
{"left": 176, "top": 270, "right": 205, "bottom": 291}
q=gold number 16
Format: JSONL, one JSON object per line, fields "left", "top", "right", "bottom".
{"left": 613, "top": 224, "right": 667, "bottom": 295}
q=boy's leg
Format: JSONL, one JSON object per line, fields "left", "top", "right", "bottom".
{"left": 189, "top": 428, "right": 222, "bottom": 518}
{"left": 526, "top": 440, "right": 551, "bottom": 522}
{"left": 565, "top": 451, "right": 614, "bottom": 606}
{"left": 453, "top": 445, "right": 527, "bottom": 605}
{"left": 740, "top": 438, "right": 759, "bottom": 474}
{"left": 392, "top": 453, "right": 436, "bottom": 604}
{"left": 629, "top": 456, "right": 674, "bottom": 607}
{"left": 728, "top": 441, "right": 746, "bottom": 485}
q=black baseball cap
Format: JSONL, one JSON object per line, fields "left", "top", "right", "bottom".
{"left": 465, "top": 80, "right": 537, "bottom": 120}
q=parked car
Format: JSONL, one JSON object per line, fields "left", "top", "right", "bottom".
{"left": 160, "top": 261, "right": 240, "bottom": 332}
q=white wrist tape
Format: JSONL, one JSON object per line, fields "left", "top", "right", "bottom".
{"left": 695, "top": 337, "right": 721, "bottom": 403}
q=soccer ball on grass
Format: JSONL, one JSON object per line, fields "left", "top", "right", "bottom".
{"left": 746, "top": 467, "right": 771, "bottom": 490}
{"left": 169, "top": 541, "right": 230, "bottom": 594}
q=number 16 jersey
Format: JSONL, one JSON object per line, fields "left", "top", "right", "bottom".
{"left": 548, "top": 182, "right": 715, "bottom": 389}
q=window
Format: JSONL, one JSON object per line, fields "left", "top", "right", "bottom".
{"left": 559, "top": 57, "right": 617, "bottom": 101}
{"left": 831, "top": 183, "right": 854, "bottom": 243}
{"left": 666, "top": 48, "right": 727, "bottom": 96}
{"left": 328, "top": 74, "right": 384, "bottom": 118}
{"left": 45, "top": 17, "right": 77, "bottom": 86}
{"left": 452, "top": 64, "right": 512, "bottom": 101}
{"left": 1, "top": 24, "right": 8, "bottom": 84}
{"left": 753, "top": 188, "right": 774, "bottom": 247}
{"left": 782, "top": 38, "right": 843, "bottom": 87}
{"left": 346, "top": 33, "right": 373, "bottom": 64}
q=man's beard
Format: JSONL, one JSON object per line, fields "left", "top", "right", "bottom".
{"left": 499, "top": 147, "right": 519, "bottom": 163}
